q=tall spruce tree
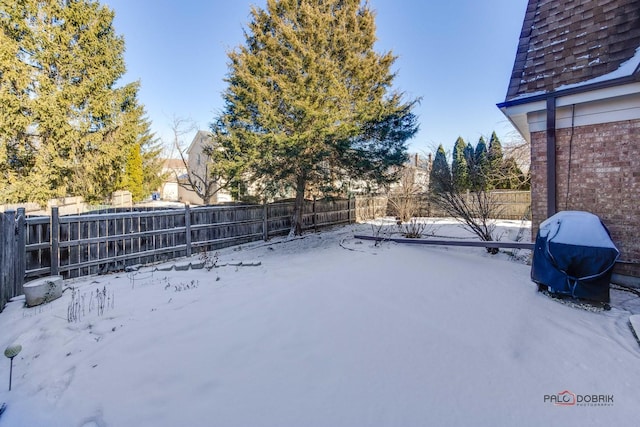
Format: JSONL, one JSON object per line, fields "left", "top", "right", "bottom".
{"left": 471, "top": 136, "right": 489, "bottom": 190}
{"left": 463, "top": 142, "right": 474, "bottom": 165}
{"left": 488, "top": 131, "right": 503, "bottom": 162}
{"left": 219, "top": 0, "right": 418, "bottom": 235}
{"left": 0, "top": 0, "right": 142, "bottom": 204}
{"left": 119, "top": 102, "right": 165, "bottom": 200}
{"left": 451, "top": 137, "right": 468, "bottom": 191}
{"left": 487, "top": 131, "right": 504, "bottom": 189}
{"left": 500, "top": 157, "right": 528, "bottom": 190}
{"left": 123, "top": 143, "right": 144, "bottom": 201}
{"left": 137, "top": 114, "right": 166, "bottom": 199}
{"left": 463, "top": 142, "right": 475, "bottom": 189}
{"left": 429, "top": 145, "right": 451, "bottom": 194}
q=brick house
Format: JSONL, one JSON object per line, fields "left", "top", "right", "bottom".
{"left": 498, "top": 0, "right": 640, "bottom": 281}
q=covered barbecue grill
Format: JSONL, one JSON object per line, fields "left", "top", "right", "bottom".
{"left": 531, "top": 211, "right": 619, "bottom": 303}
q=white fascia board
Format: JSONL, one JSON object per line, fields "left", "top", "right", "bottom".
{"left": 558, "top": 92, "right": 640, "bottom": 128}
{"left": 555, "top": 81, "right": 640, "bottom": 107}
{"left": 501, "top": 81, "right": 640, "bottom": 134}
{"left": 499, "top": 99, "right": 546, "bottom": 142}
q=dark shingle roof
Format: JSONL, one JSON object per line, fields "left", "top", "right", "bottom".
{"left": 505, "top": 0, "right": 640, "bottom": 101}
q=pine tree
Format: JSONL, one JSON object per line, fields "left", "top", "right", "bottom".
{"left": 471, "top": 137, "right": 489, "bottom": 190}
{"left": 488, "top": 131, "right": 503, "bottom": 163}
{"left": 463, "top": 142, "right": 474, "bottom": 166}
{"left": 451, "top": 137, "right": 469, "bottom": 191}
{"left": 475, "top": 137, "right": 488, "bottom": 168}
{"left": 0, "top": 0, "right": 141, "bottom": 204}
{"left": 219, "top": 0, "right": 418, "bottom": 235}
{"left": 429, "top": 145, "right": 451, "bottom": 194}
{"left": 487, "top": 131, "right": 504, "bottom": 189}
{"left": 123, "top": 143, "right": 144, "bottom": 201}
{"left": 126, "top": 108, "right": 165, "bottom": 200}
{"left": 463, "top": 142, "right": 475, "bottom": 189}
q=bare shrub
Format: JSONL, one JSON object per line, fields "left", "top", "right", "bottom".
{"left": 397, "top": 218, "right": 426, "bottom": 238}
{"left": 387, "top": 157, "right": 429, "bottom": 221}
{"left": 198, "top": 250, "right": 219, "bottom": 271}
{"left": 67, "top": 286, "right": 114, "bottom": 323}
{"left": 357, "top": 196, "right": 391, "bottom": 245}
{"left": 397, "top": 217, "right": 439, "bottom": 239}
{"left": 430, "top": 188, "right": 503, "bottom": 254}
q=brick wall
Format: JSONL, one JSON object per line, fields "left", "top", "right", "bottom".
{"left": 531, "top": 118, "right": 640, "bottom": 277}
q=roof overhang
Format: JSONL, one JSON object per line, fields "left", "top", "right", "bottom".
{"left": 497, "top": 73, "right": 640, "bottom": 141}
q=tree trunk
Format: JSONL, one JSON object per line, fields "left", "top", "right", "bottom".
{"left": 289, "top": 174, "right": 306, "bottom": 237}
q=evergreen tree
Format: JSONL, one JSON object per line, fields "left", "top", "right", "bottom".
{"left": 451, "top": 137, "right": 468, "bottom": 191}
{"left": 488, "top": 131, "right": 503, "bottom": 163}
{"left": 219, "top": 0, "right": 418, "bottom": 235}
{"left": 499, "top": 157, "right": 521, "bottom": 190}
{"left": 475, "top": 137, "right": 488, "bottom": 167}
{"left": 130, "top": 110, "right": 165, "bottom": 199}
{"left": 0, "top": 0, "right": 141, "bottom": 204}
{"left": 429, "top": 145, "right": 451, "bottom": 194}
{"left": 463, "top": 142, "right": 474, "bottom": 166}
{"left": 123, "top": 143, "right": 144, "bottom": 201}
{"left": 463, "top": 142, "right": 475, "bottom": 189}
{"left": 471, "top": 137, "right": 488, "bottom": 190}
{"left": 487, "top": 131, "right": 504, "bottom": 189}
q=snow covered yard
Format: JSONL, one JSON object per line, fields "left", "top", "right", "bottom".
{"left": 0, "top": 219, "right": 639, "bottom": 427}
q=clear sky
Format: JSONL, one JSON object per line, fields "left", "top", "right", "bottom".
{"left": 102, "top": 0, "right": 528, "bottom": 156}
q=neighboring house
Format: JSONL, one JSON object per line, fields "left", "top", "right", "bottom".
{"left": 180, "top": 130, "right": 232, "bottom": 205}
{"left": 498, "top": 0, "right": 640, "bottom": 280}
{"left": 387, "top": 153, "right": 430, "bottom": 193}
{"left": 159, "top": 159, "right": 186, "bottom": 201}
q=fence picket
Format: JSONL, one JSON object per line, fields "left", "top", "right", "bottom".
{"left": 0, "top": 213, "right": 8, "bottom": 311}
{"left": 185, "top": 204, "right": 192, "bottom": 257}
{"left": 51, "top": 207, "right": 60, "bottom": 276}
{"left": 15, "top": 209, "right": 26, "bottom": 297}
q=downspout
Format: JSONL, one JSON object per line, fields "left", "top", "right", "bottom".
{"left": 546, "top": 96, "right": 557, "bottom": 217}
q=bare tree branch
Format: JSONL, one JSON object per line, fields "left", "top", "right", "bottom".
{"left": 169, "top": 116, "right": 231, "bottom": 205}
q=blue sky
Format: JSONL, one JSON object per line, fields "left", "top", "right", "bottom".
{"left": 103, "top": 0, "right": 528, "bottom": 156}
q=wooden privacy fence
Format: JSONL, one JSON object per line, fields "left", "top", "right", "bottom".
{"left": 355, "top": 196, "right": 388, "bottom": 222}
{"left": 388, "top": 191, "right": 531, "bottom": 220}
{"left": 0, "top": 193, "right": 530, "bottom": 309}
{"left": 0, "top": 198, "right": 359, "bottom": 307}
{"left": 0, "top": 209, "right": 26, "bottom": 312}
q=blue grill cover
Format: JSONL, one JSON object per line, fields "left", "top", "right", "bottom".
{"left": 531, "top": 211, "right": 619, "bottom": 303}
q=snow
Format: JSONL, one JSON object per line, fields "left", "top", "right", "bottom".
{"left": 630, "top": 315, "right": 640, "bottom": 342}
{"left": 538, "top": 211, "right": 619, "bottom": 249}
{"left": 555, "top": 46, "right": 640, "bottom": 92}
{"left": 1, "top": 219, "right": 639, "bottom": 427}
{"left": 511, "top": 46, "right": 640, "bottom": 102}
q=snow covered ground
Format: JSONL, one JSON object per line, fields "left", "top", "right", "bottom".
{"left": 0, "top": 218, "right": 639, "bottom": 427}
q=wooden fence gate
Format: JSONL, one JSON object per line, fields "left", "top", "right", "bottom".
{"left": 0, "top": 209, "right": 26, "bottom": 312}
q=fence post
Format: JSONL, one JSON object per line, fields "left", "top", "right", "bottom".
{"left": 348, "top": 196, "right": 352, "bottom": 224}
{"left": 185, "top": 204, "right": 192, "bottom": 257}
{"left": 15, "top": 208, "right": 26, "bottom": 296}
{"left": 51, "top": 207, "right": 59, "bottom": 276}
{"left": 312, "top": 197, "right": 317, "bottom": 232}
{"left": 0, "top": 213, "right": 8, "bottom": 311}
{"left": 1, "top": 211, "right": 16, "bottom": 307}
{"left": 263, "top": 200, "right": 268, "bottom": 241}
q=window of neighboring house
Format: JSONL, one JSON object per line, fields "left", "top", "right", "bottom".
{"left": 197, "top": 153, "right": 201, "bottom": 166}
